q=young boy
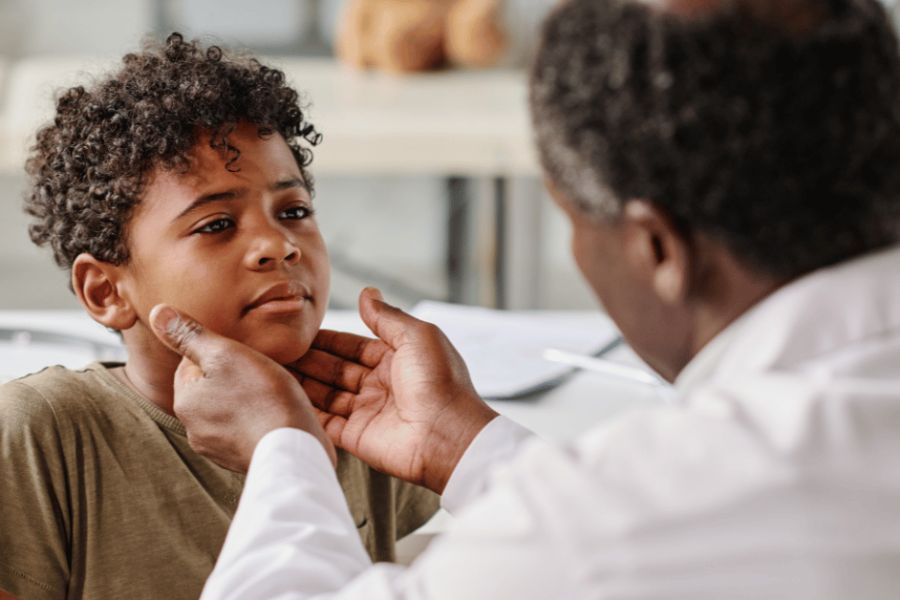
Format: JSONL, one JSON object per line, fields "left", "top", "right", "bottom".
{"left": 0, "top": 33, "right": 439, "bottom": 600}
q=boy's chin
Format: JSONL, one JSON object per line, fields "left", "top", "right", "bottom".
{"left": 255, "top": 339, "right": 313, "bottom": 366}
{"left": 244, "top": 320, "right": 321, "bottom": 366}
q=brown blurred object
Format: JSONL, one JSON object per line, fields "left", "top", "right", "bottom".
{"left": 445, "top": 0, "right": 506, "bottom": 67}
{"left": 336, "top": 0, "right": 506, "bottom": 72}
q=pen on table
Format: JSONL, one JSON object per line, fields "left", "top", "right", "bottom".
{"left": 542, "top": 347, "right": 667, "bottom": 387}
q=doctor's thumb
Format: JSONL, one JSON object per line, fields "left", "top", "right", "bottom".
{"left": 149, "top": 305, "right": 216, "bottom": 370}
{"left": 358, "top": 287, "right": 423, "bottom": 348}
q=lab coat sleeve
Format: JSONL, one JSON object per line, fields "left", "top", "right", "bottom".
{"left": 440, "top": 415, "right": 537, "bottom": 514}
{"left": 199, "top": 427, "right": 373, "bottom": 600}
{"left": 200, "top": 417, "right": 540, "bottom": 600}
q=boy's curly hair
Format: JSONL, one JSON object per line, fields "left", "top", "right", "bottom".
{"left": 24, "top": 32, "right": 320, "bottom": 273}
{"left": 530, "top": 0, "right": 900, "bottom": 279}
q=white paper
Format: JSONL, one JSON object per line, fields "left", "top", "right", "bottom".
{"left": 410, "top": 301, "right": 620, "bottom": 399}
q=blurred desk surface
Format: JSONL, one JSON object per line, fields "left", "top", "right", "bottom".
{"left": 0, "top": 55, "right": 539, "bottom": 177}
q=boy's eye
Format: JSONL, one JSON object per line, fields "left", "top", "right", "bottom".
{"left": 280, "top": 205, "right": 314, "bottom": 220}
{"left": 195, "top": 217, "right": 235, "bottom": 234}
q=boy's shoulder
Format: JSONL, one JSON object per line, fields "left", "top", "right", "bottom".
{"left": 0, "top": 362, "right": 127, "bottom": 429}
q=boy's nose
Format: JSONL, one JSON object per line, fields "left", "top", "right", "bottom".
{"left": 246, "top": 229, "right": 301, "bottom": 269}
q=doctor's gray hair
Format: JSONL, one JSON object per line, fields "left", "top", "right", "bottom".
{"left": 530, "top": 0, "right": 900, "bottom": 279}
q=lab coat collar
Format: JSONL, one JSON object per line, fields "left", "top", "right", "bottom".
{"left": 673, "top": 311, "right": 746, "bottom": 394}
{"left": 674, "top": 244, "right": 900, "bottom": 395}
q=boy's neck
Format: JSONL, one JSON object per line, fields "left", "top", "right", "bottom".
{"left": 112, "top": 326, "right": 183, "bottom": 417}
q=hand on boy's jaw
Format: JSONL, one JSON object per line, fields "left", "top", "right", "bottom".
{"left": 290, "top": 287, "right": 499, "bottom": 494}
{"left": 150, "top": 288, "right": 499, "bottom": 494}
{"left": 149, "top": 304, "right": 337, "bottom": 473}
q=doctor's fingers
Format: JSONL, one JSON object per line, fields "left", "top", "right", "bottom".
{"left": 314, "top": 409, "right": 352, "bottom": 448}
{"left": 291, "top": 346, "right": 372, "bottom": 392}
{"left": 294, "top": 373, "right": 360, "bottom": 417}
{"left": 309, "top": 328, "right": 390, "bottom": 369}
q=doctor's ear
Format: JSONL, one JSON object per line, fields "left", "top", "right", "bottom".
{"left": 621, "top": 199, "right": 692, "bottom": 305}
{"left": 71, "top": 253, "right": 137, "bottom": 331}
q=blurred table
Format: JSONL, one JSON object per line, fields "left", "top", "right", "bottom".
{"left": 0, "top": 56, "right": 543, "bottom": 308}
{"left": 0, "top": 55, "right": 538, "bottom": 176}
{"left": 273, "top": 58, "right": 539, "bottom": 176}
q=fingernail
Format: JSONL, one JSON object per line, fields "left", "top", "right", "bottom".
{"left": 151, "top": 305, "right": 180, "bottom": 334}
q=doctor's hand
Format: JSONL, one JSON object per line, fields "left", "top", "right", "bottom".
{"left": 149, "top": 305, "right": 337, "bottom": 474}
{"left": 290, "top": 287, "right": 499, "bottom": 494}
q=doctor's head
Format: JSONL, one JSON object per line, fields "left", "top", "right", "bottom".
{"left": 529, "top": 0, "right": 900, "bottom": 379}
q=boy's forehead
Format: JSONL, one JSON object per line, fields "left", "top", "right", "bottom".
{"left": 172, "top": 126, "right": 305, "bottom": 186}
{"left": 141, "top": 150, "right": 228, "bottom": 197}
{"left": 138, "top": 133, "right": 308, "bottom": 214}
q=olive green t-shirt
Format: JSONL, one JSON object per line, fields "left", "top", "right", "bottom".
{"left": 0, "top": 362, "right": 439, "bottom": 600}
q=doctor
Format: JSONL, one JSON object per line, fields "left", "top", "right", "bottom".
{"left": 151, "top": 0, "right": 900, "bottom": 597}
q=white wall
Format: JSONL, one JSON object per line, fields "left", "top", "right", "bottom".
{"left": 2, "top": 0, "right": 155, "bottom": 57}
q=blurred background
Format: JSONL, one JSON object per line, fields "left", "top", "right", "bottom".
{"left": 0, "top": 0, "right": 601, "bottom": 314}
{"left": 3, "top": 0, "right": 898, "bottom": 313}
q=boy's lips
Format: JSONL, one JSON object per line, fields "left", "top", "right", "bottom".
{"left": 244, "top": 282, "right": 312, "bottom": 315}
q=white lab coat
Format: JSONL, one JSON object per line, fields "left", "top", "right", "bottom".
{"left": 201, "top": 244, "right": 900, "bottom": 600}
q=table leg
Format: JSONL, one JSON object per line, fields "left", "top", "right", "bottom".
{"left": 446, "top": 175, "right": 544, "bottom": 309}
{"left": 496, "top": 176, "right": 544, "bottom": 309}
{"left": 446, "top": 176, "right": 469, "bottom": 304}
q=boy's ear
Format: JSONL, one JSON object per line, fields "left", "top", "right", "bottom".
{"left": 621, "top": 199, "right": 692, "bottom": 305}
{"left": 71, "top": 253, "right": 137, "bottom": 331}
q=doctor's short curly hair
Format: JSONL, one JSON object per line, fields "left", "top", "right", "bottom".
{"left": 530, "top": 0, "right": 900, "bottom": 279}
{"left": 24, "top": 32, "right": 320, "bottom": 273}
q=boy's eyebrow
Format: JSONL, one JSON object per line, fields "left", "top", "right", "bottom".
{"left": 272, "top": 178, "right": 308, "bottom": 192}
{"left": 175, "top": 178, "right": 309, "bottom": 220}
{"left": 176, "top": 191, "right": 237, "bottom": 220}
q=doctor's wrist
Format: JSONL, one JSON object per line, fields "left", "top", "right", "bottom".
{"left": 422, "top": 395, "right": 499, "bottom": 495}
